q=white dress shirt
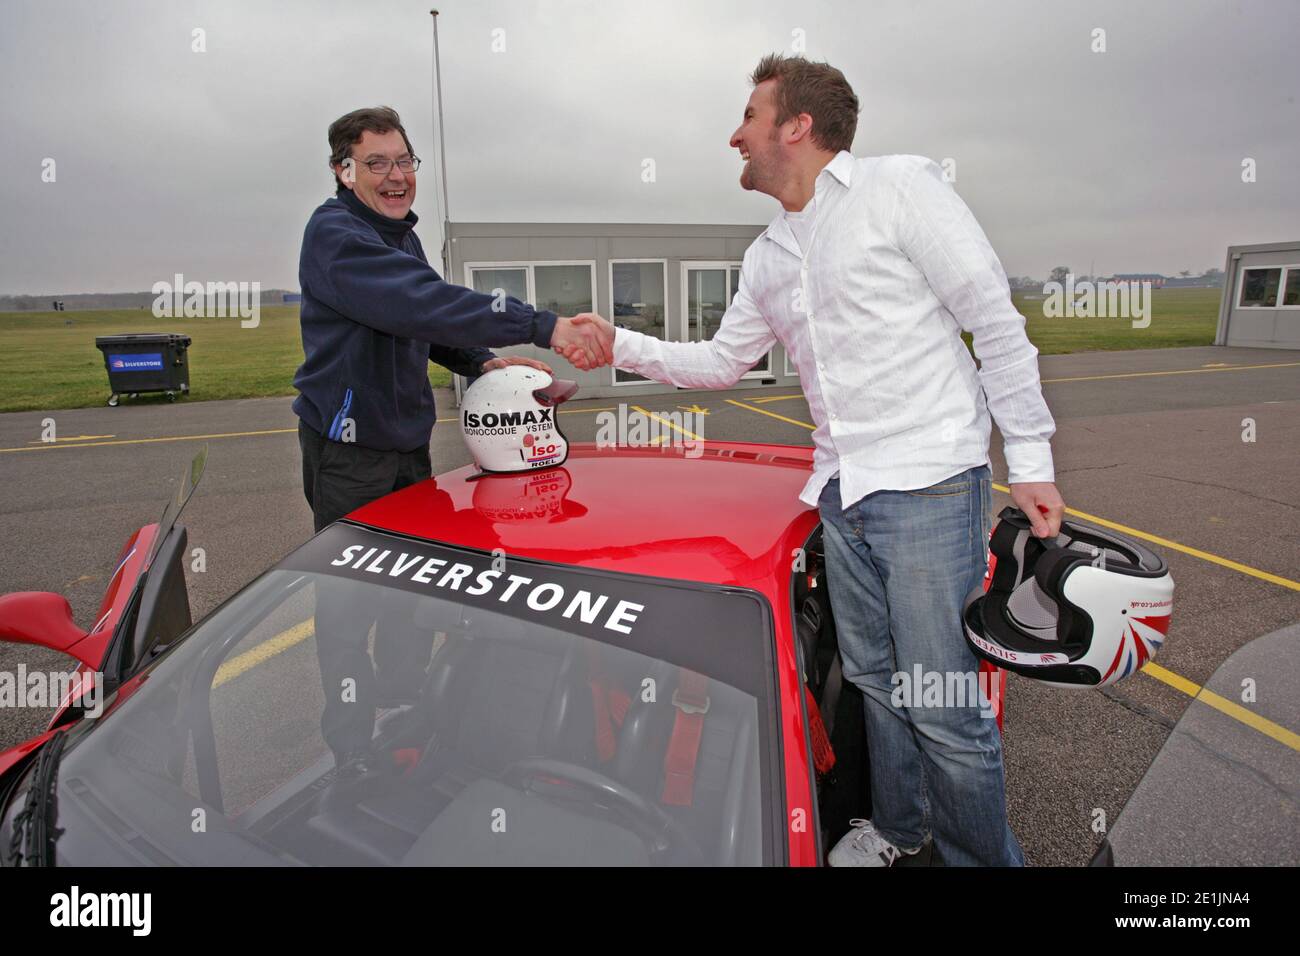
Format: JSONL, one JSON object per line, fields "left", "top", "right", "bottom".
{"left": 613, "top": 151, "right": 1057, "bottom": 509}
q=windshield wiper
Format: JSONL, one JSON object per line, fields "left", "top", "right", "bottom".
{"left": 7, "top": 730, "right": 67, "bottom": 867}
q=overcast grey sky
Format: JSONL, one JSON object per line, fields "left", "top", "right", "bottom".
{"left": 1, "top": 0, "right": 1296, "bottom": 294}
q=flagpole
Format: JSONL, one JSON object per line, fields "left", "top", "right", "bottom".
{"left": 431, "top": 9, "right": 467, "bottom": 404}
{"left": 430, "top": 9, "right": 452, "bottom": 277}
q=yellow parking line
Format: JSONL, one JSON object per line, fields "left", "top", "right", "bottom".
{"left": 1139, "top": 663, "right": 1300, "bottom": 752}
{"left": 6, "top": 362, "right": 1291, "bottom": 454}
{"left": 26, "top": 434, "right": 116, "bottom": 444}
{"left": 724, "top": 398, "right": 1300, "bottom": 593}
{"left": 725, "top": 399, "right": 1300, "bottom": 750}
{"left": 723, "top": 398, "right": 1300, "bottom": 604}
{"left": 2, "top": 406, "right": 619, "bottom": 453}
{"left": 725, "top": 398, "right": 815, "bottom": 430}
{"left": 0, "top": 427, "right": 297, "bottom": 453}
{"left": 720, "top": 361, "right": 1298, "bottom": 405}
{"left": 213, "top": 619, "right": 314, "bottom": 689}
{"left": 630, "top": 405, "right": 704, "bottom": 441}
{"left": 1041, "top": 361, "right": 1300, "bottom": 385}
{"left": 989, "top": 483, "right": 1300, "bottom": 593}
{"left": 1141, "top": 662, "right": 1200, "bottom": 697}
{"left": 701, "top": 362, "right": 1299, "bottom": 416}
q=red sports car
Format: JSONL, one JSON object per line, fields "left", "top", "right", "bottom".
{"left": 0, "top": 444, "right": 1002, "bottom": 866}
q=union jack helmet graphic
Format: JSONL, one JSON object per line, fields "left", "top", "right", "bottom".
{"left": 963, "top": 507, "right": 1174, "bottom": 688}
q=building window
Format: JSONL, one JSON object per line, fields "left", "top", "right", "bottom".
{"left": 1239, "top": 268, "right": 1282, "bottom": 308}
{"left": 467, "top": 265, "right": 528, "bottom": 304}
{"left": 1282, "top": 268, "right": 1300, "bottom": 307}
{"left": 534, "top": 264, "right": 595, "bottom": 316}
{"left": 688, "top": 267, "right": 727, "bottom": 343}
{"left": 611, "top": 260, "right": 667, "bottom": 385}
{"left": 465, "top": 261, "right": 596, "bottom": 318}
{"left": 682, "top": 262, "right": 771, "bottom": 376}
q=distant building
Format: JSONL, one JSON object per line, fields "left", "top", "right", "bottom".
{"left": 1215, "top": 240, "right": 1300, "bottom": 349}
{"left": 445, "top": 221, "right": 791, "bottom": 400}
{"left": 1109, "top": 273, "right": 1167, "bottom": 288}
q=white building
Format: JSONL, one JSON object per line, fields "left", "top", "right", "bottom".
{"left": 446, "top": 221, "right": 800, "bottom": 399}
{"left": 1215, "top": 240, "right": 1300, "bottom": 349}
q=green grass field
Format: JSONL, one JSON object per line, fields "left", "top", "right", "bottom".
{"left": 0, "top": 306, "right": 452, "bottom": 413}
{"left": 0, "top": 288, "right": 1222, "bottom": 413}
{"left": 1012, "top": 286, "right": 1223, "bottom": 353}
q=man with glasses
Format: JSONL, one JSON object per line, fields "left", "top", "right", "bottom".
{"left": 294, "top": 106, "right": 609, "bottom": 772}
{"left": 296, "top": 105, "right": 608, "bottom": 533}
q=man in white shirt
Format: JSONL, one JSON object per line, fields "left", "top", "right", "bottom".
{"left": 558, "top": 54, "right": 1065, "bottom": 866}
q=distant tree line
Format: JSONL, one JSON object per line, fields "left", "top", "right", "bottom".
{"left": 0, "top": 290, "right": 298, "bottom": 312}
{"left": 1008, "top": 268, "right": 1224, "bottom": 291}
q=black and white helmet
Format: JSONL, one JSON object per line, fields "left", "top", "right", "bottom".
{"left": 963, "top": 507, "right": 1174, "bottom": 688}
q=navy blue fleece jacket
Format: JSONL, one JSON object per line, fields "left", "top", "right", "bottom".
{"left": 292, "top": 188, "right": 558, "bottom": 452}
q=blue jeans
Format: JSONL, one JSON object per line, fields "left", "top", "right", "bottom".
{"left": 818, "top": 466, "right": 1024, "bottom": 866}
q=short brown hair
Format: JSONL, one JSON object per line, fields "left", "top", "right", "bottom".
{"left": 750, "top": 54, "right": 859, "bottom": 153}
{"left": 327, "top": 106, "right": 415, "bottom": 192}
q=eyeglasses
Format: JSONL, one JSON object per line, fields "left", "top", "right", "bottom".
{"left": 358, "top": 156, "right": 421, "bottom": 175}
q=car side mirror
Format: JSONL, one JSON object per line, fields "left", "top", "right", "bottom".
{"left": 0, "top": 591, "right": 92, "bottom": 664}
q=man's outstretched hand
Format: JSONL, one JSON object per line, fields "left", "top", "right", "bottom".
{"left": 480, "top": 355, "right": 553, "bottom": 375}
{"left": 552, "top": 313, "right": 614, "bottom": 370}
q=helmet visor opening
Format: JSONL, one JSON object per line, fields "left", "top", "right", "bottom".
{"left": 533, "top": 379, "right": 579, "bottom": 407}
{"left": 1058, "top": 524, "right": 1164, "bottom": 573}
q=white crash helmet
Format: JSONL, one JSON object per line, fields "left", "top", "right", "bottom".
{"left": 963, "top": 507, "right": 1174, "bottom": 688}
{"left": 461, "top": 365, "right": 578, "bottom": 474}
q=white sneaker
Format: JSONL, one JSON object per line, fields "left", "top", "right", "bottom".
{"left": 827, "top": 819, "right": 923, "bottom": 867}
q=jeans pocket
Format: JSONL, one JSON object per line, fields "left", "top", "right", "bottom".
{"left": 903, "top": 479, "right": 972, "bottom": 498}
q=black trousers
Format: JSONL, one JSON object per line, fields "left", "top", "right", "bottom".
{"left": 298, "top": 420, "right": 435, "bottom": 760}
{"left": 298, "top": 419, "right": 433, "bottom": 532}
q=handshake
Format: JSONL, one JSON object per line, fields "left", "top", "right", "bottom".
{"left": 551, "top": 313, "right": 616, "bottom": 371}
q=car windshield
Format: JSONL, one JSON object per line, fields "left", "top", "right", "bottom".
{"left": 9, "top": 524, "right": 780, "bottom": 866}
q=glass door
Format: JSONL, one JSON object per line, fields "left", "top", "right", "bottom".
{"left": 683, "top": 262, "right": 771, "bottom": 376}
